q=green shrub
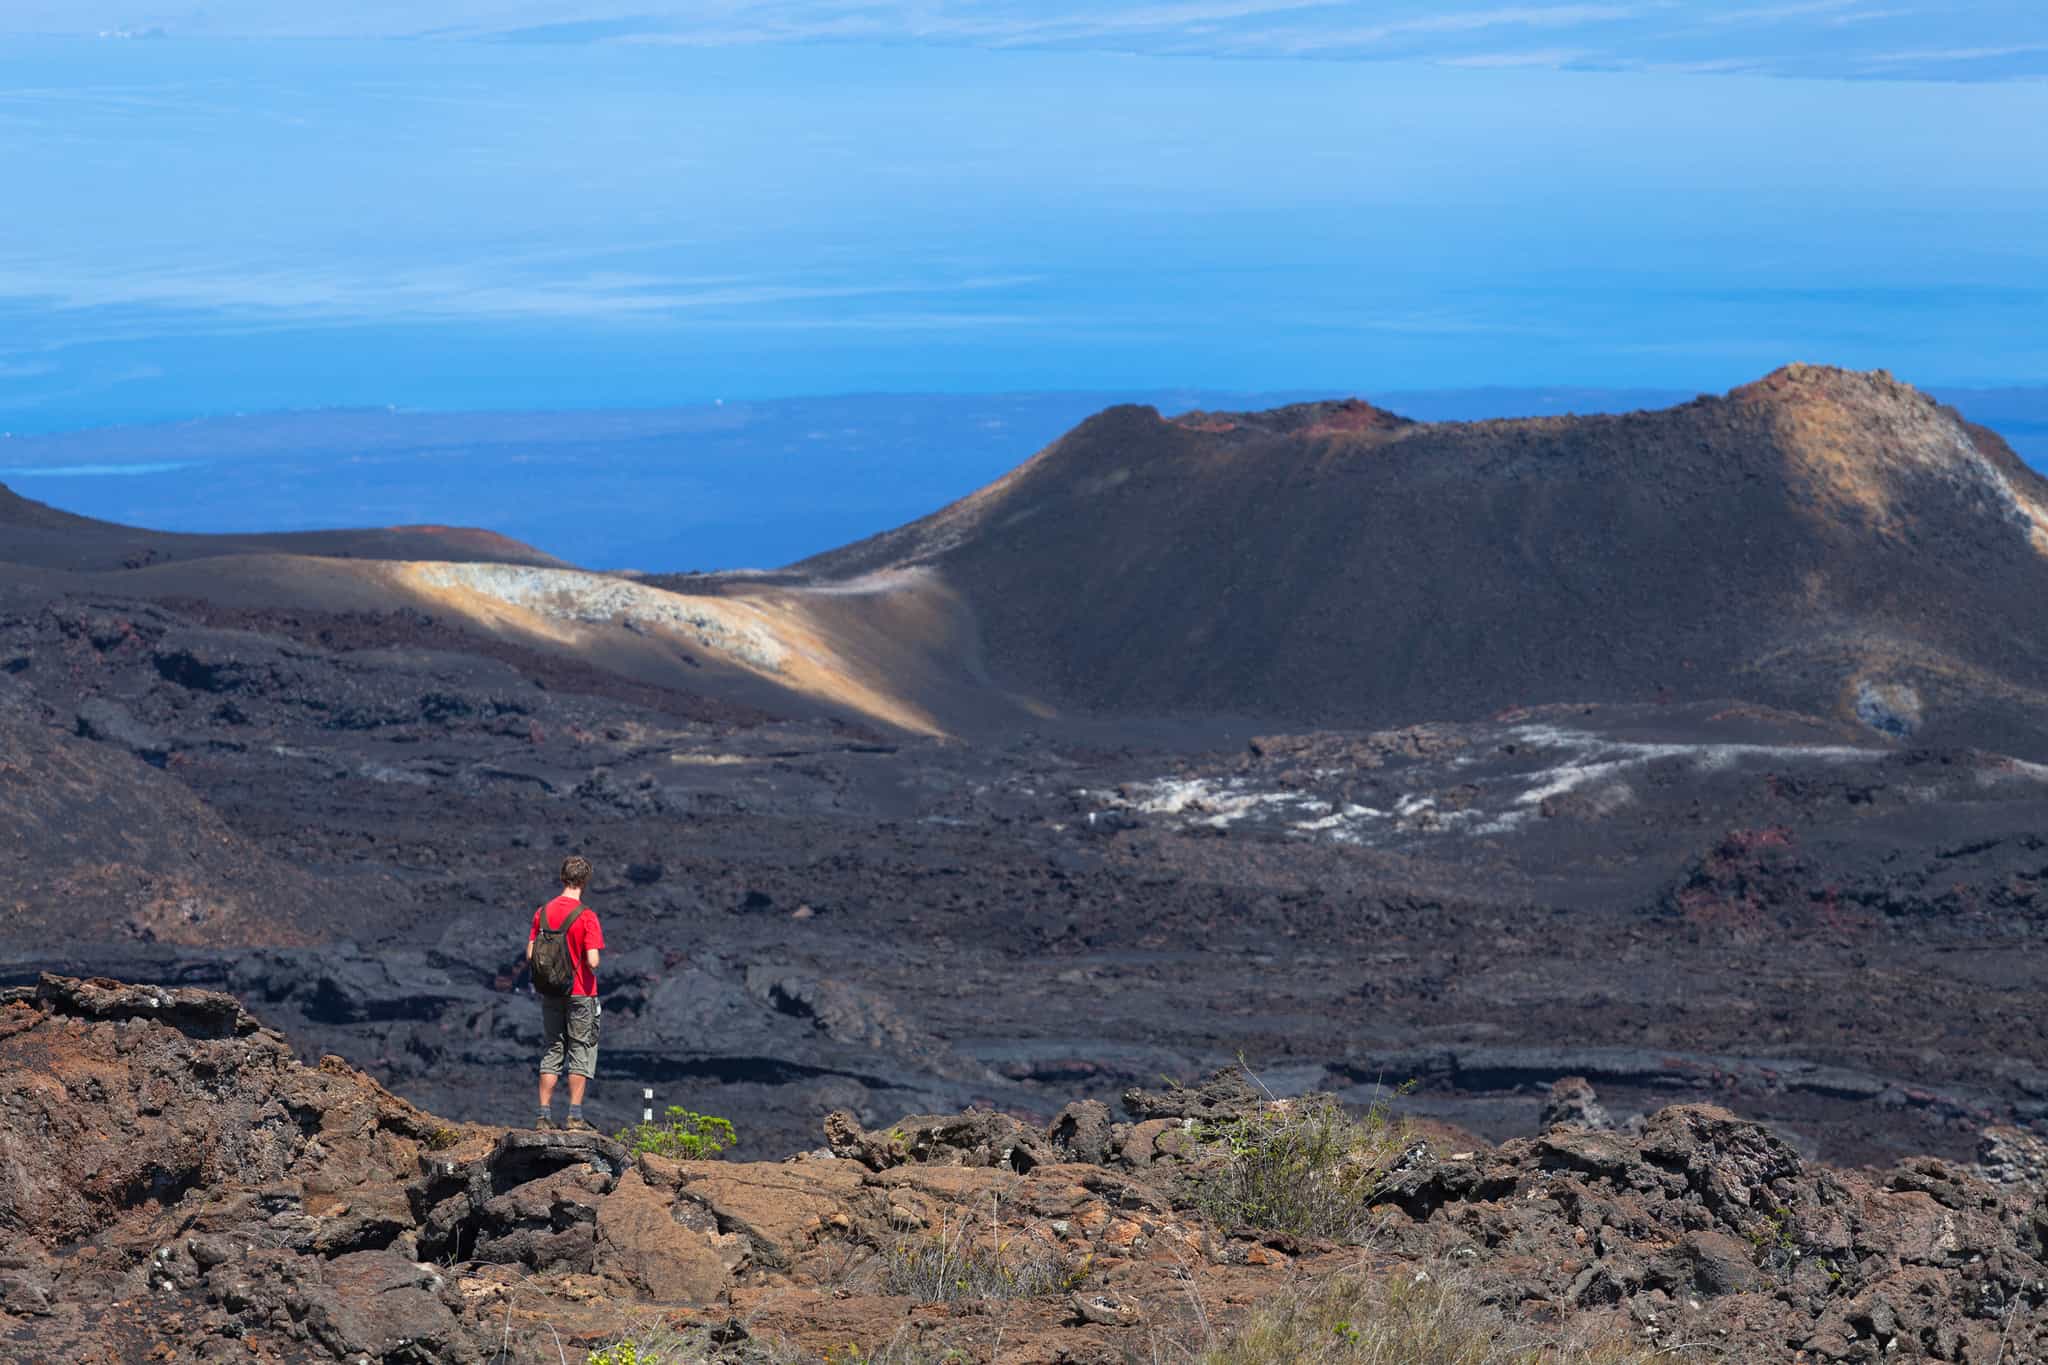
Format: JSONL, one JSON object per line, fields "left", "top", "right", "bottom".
{"left": 1200, "top": 1267, "right": 1667, "bottom": 1365}
{"left": 587, "top": 1322, "right": 816, "bottom": 1365}
{"left": 586, "top": 1324, "right": 704, "bottom": 1365}
{"left": 614, "top": 1106, "right": 737, "bottom": 1161}
{"left": 1184, "top": 1088, "right": 1408, "bottom": 1243}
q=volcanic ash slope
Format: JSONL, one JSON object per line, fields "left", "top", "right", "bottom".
{"left": 796, "top": 365, "right": 2048, "bottom": 752}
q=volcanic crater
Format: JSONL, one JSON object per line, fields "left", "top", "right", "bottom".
{"left": 1, "top": 363, "right": 2043, "bottom": 1193}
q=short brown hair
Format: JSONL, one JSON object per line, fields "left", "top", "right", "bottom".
{"left": 560, "top": 855, "right": 592, "bottom": 889}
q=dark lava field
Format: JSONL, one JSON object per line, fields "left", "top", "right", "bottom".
{"left": 3, "top": 366, "right": 2045, "bottom": 1169}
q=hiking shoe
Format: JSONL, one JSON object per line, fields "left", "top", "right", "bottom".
{"left": 564, "top": 1116, "right": 594, "bottom": 1133}
{"left": 535, "top": 1113, "right": 554, "bottom": 1130}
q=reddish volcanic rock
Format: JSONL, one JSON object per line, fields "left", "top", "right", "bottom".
{"left": 4, "top": 980, "right": 2044, "bottom": 1364}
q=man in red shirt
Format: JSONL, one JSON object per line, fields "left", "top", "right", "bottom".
{"left": 527, "top": 855, "right": 606, "bottom": 1130}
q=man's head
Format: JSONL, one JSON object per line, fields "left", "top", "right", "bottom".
{"left": 560, "top": 855, "right": 592, "bottom": 891}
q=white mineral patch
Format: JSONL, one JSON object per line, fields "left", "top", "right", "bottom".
{"left": 410, "top": 563, "right": 787, "bottom": 672}
{"left": 1293, "top": 803, "right": 1386, "bottom": 834}
{"left": 1095, "top": 724, "right": 1895, "bottom": 849}
{"left": 791, "top": 566, "right": 936, "bottom": 598}
{"left": 1506, "top": 727, "right": 1874, "bottom": 811}
{"left": 1102, "top": 777, "right": 1311, "bottom": 827}
{"left": 1973, "top": 757, "right": 2048, "bottom": 786}
{"left": 1514, "top": 757, "right": 1633, "bottom": 808}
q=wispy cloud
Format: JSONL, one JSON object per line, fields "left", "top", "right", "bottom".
{"left": 9, "top": 1, "right": 2042, "bottom": 83}
{"left": 1088, "top": 4, "right": 1660, "bottom": 57}
{"left": 1698, "top": 0, "right": 1873, "bottom": 26}
{"left": 1858, "top": 42, "right": 2048, "bottom": 66}
{"left": 1639, "top": 55, "right": 1779, "bottom": 73}
{"left": 1438, "top": 46, "right": 1597, "bottom": 67}
{"left": 929, "top": 0, "right": 1358, "bottom": 41}
{"left": 0, "top": 362, "right": 164, "bottom": 414}
{"left": 608, "top": 1, "right": 1371, "bottom": 51}
{"left": 0, "top": 254, "right": 1046, "bottom": 330}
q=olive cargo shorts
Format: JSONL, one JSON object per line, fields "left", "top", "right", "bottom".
{"left": 539, "top": 995, "right": 600, "bottom": 1078}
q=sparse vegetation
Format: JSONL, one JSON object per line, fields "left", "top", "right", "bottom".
{"left": 613, "top": 1106, "right": 737, "bottom": 1161}
{"left": 585, "top": 1320, "right": 819, "bottom": 1365}
{"left": 1741, "top": 1203, "right": 1804, "bottom": 1280}
{"left": 1183, "top": 1085, "right": 1410, "bottom": 1244}
{"left": 585, "top": 1322, "right": 716, "bottom": 1365}
{"left": 822, "top": 1341, "right": 973, "bottom": 1365}
{"left": 878, "top": 1216, "right": 1088, "bottom": 1304}
{"left": 1197, "top": 1266, "right": 1670, "bottom": 1365}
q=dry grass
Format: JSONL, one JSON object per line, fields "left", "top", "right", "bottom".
{"left": 583, "top": 1317, "right": 926, "bottom": 1365}
{"left": 876, "top": 1219, "right": 1086, "bottom": 1305}
{"left": 1195, "top": 1268, "right": 1677, "bottom": 1365}
{"left": 1182, "top": 1087, "right": 1410, "bottom": 1244}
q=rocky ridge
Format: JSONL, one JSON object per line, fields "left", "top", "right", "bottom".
{"left": 0, "top": 478, "right": 567, "bottom": 574}
{"left": 3, "top": 976, "right": 2043, "bottom": 1364}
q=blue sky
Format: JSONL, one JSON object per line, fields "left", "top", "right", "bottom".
{"left": 0, "top": 6, "right": 2043, "bottom": 432}
{"left": 15, "top": 3, "right": 2048, "bottom": 82}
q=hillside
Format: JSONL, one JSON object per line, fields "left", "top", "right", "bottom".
{"left": 797, "top": 366, "right": 2048, "bottom": 751}
{"left": 4, "top": 365, "right": 2046, "bottom": 1206}
{"left": 16, "top": 366, "right": 2048, "bottom": 749}
{"left": 0, "top": 477, "right": 568, "bottom": 572}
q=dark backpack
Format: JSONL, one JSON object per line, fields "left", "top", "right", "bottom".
{"left": 530, "top": 904, "right": 585, "bottom": 997}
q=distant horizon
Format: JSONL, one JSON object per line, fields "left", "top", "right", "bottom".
{"left": 6, "top": 382, "right": 2043, "bottom": 574}
{"left": 11, "top": 382, "right": 1708, "bottom": 443}
{"left": 5, "top": 367, "right": 2047, "bottom": 444}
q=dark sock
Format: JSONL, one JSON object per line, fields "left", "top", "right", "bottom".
{"left": 568, "top": 1105, "right": 583, "bottom": 1119}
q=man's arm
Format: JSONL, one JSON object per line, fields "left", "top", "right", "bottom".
{"left": 585, "top": 949, "right": 601, "bottom": 971}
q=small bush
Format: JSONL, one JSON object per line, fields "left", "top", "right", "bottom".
{"left": 587, "top": 1321, "right": 816, "bottom": 1364}
{"left": 1184, "top": 1088, "right": 1408, "bottom": 1243}
{"left": 614, "top": 1106, "right": 737, "bottom": 1161}
{"left": 879, "top": 1226, "right": 1088, "bottom": 1304}
{"left": 586, "top": 1323, "right": 706, "bottom": 1365}
{"left": 1200, "top": 1267, "right": 1667, "bottom": 1365}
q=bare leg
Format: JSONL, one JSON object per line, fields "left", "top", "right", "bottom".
{"left": 567, "top": 1074, "right": 588, "bottom": 1107}
{"left": 538, "top": 1073, "right": 557, "bottom": 1109}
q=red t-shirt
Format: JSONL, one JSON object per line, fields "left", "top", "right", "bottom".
{"left": 529, "top": 896, "right": 605, "bottom": 996}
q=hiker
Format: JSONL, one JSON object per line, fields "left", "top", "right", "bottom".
{"left": 528, "top": 855, "right": 605, "bottom": 1131}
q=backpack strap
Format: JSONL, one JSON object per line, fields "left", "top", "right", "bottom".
{"left": 557, "top": 903, "right": 585, "bottom": 936}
